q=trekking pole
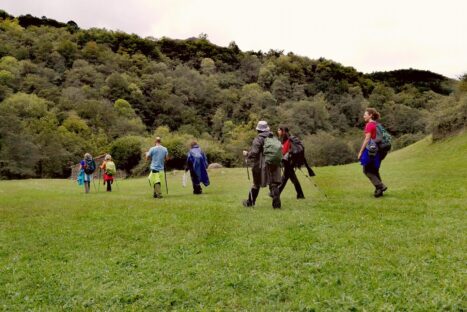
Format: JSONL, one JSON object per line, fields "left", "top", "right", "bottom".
{"left": 98, "top": 168, "right": 101, "bottom": 192}
{"left": 114, "top": 171, "right": 120, "bottom": 191}
{"left": 244, "top": 157, "right": 250, "bottom": 181}
{"left": 92, "top": 175, "right": 97, "bottom": 192}
{"left": 298, "top": 168, "right": 327, "bottom": 199}
{"left": 164, "top": 163, "right": 169, "bottom": 195}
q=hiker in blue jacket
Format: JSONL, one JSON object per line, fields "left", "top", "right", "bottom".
{"left": 186, "top": 141, "right": 210, "bottom": 194}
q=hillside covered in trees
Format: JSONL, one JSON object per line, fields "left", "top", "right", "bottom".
{"left": 0, "top": 11, "right": 465, "bottom": 179}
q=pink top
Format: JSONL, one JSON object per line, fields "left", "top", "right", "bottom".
{"left": 364, "top": 121, "right": 377, "bottom": 140}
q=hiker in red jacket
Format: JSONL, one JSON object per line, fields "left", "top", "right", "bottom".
{"left": 358, "top": 108, "right": 388, "bottom": 198}
{"left": 277, "top": 126, "right": 305, "bottom": 199}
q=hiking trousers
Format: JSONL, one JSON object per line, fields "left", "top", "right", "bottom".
{"left": 363, "top": 162, "right": 384, "bottom": 189}
{"left": 246, "top": 182, "right": 281, "bottom": 208}
{"left": 150, "top": 169, "right": 163, "bottom": 198}
{"left": 189, "top": 169, "right": 202, "bottom": 194}
{"left": 279, "top": 161, "right": 304, "bottom": 198}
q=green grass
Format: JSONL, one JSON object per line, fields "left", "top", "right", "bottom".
{"left": 1, "top": 134, "right": 466, "bottom": 311}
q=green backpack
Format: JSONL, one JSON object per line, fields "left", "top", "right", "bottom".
{"left": 376, "top": 123, "right": 392, "bottom": 151}
{"left": 105, "top": 161, "right": 116, "bottom": 176}
{"left": 263, "top": 136, "right": 283, "bottom": 166}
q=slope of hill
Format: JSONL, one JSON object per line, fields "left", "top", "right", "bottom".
{"left": 0, "top": 133, "right": 465, "bottom": 310}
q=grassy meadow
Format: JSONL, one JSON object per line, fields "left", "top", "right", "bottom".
{"left": 0, "top": 134, "right": 466, "bottom": 311}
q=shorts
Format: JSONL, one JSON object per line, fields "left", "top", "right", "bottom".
{"left": 84, "top": 173, "right": 93, "bottom": 182}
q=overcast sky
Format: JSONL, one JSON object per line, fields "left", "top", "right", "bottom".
{"left": 2, "top": 0, "right": 466, "bottom": 78}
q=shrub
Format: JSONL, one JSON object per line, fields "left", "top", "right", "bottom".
{"left": 109, "top": 136, "right": 143, "bottom": 174}
{"left": 303, "top": 132, "right": 354, "bottom": 166}
{"left": 432, "top": 95, "right": 467, "bottom": 140}
{"left": 393, "top": 132, "right": 426, "bottom": 150}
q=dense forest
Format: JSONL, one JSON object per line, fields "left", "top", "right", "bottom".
{"left": 0, "top": 11, "right": 465, "bottom": 179}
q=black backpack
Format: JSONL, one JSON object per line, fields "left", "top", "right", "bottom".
{"left": 289, "top": 136, "right": 306, "bottom": 168}
{"left": 84, "top": 159, "right": 96, "bottom": 174}
{"left": 289, "top": 135, "right": 316, "bottom": 177}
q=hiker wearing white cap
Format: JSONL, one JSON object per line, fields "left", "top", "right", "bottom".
{"left": 242, "top": 121, "right": 282, "bottom": 209}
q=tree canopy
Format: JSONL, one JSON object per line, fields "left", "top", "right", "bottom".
{"left": 0, "top": 11, "right": 463, "bottom": 179}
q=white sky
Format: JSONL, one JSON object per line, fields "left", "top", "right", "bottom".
{"left": 2, "top": 0, "right": 466, "bottom": 78}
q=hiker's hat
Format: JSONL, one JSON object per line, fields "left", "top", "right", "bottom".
{"left": 256, "top": 120, "right": 270, "bottom": 132}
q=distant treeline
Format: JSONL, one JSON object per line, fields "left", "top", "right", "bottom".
{"left": 0, "top": 10, "right": 465, "bottom": 179}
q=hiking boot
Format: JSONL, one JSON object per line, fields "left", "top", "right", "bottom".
{"left": 193, "top": 184, "right": 202, "bottom": 195}
{"left": 242, "top": 199, "right": 254, "bottom": 207}
{"left": 244, "top": 188, "right": 259, "bottom": 207}
{"left": 297, "top": 194, "right": 305, "bottom": 199}
{"left": 153, "top": 193, "right": 163, "bottom": 199}
{"left": 374, "top": 188, "right": 384, "bottom": 198}
{"left": 272, "top": 198, "right": 281, "bottom": 209}
{"left": 153, "top": 183, "right": 163, "bottom": 198}
{"left": 381, "top": 185, "right": 388, "bottom": 192}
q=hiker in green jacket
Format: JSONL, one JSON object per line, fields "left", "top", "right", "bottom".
{"left": 242, "top": 121, "right": 282, "bottom": 209}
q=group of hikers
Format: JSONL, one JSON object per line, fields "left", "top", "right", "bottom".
{"left": 77, "top": 153, "right": 117, "bottom": 192}
{"left": 145, "top": 137, "right": 210, "bottom": 198}
{"left": 77, "top": 107, "right": 392, "bottom": 207}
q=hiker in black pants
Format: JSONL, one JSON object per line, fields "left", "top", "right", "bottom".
{"left": 277, "top": 127, "right": 305, "bottom": 199}
{"left": 242, "top": 121, "right": 282, "bottom": 209}
{"left": 358, "top": 108, "right": 388, "bottom": 198}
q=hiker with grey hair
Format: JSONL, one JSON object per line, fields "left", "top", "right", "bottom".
{"left": 100, "top": 154, "right": 116, "bottom": 192}
{"left": 242, "top": 121, "right": 282, "bottom": 209}
{"left": 79, "top": 153, "right": 96, "bottom": 193}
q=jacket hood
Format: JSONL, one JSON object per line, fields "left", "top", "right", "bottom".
{"left": 258, "top": 131, "right": 272, "bottom": 138}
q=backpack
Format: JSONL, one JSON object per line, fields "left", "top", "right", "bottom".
{"left": 375, "top": 123, "right": 392, "bottom": 152}
{"left": 84, "top": 159, "right": 96, "bottom": 174}
{"left": 289, "top": 135, "right": 316, "bottom": 176}
{"left": 105, "top": 161, "right": 116, "bottom": 176}
{"left": 289, "top": 136, "right": 306, "bottom": 168}
{"left": 263, "top": 136, "right": 283, "bottom": 166}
